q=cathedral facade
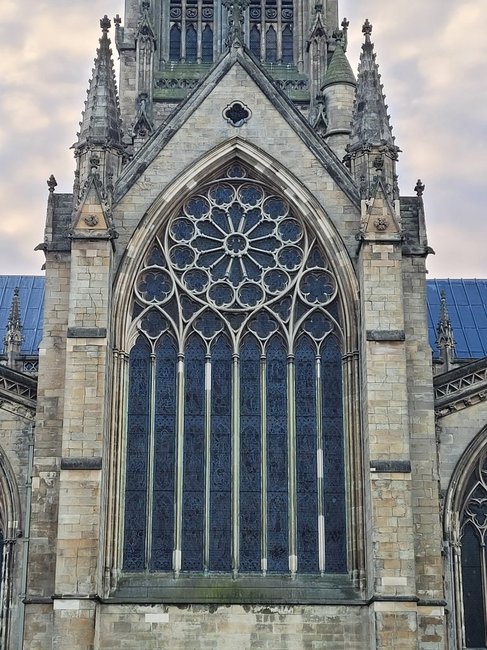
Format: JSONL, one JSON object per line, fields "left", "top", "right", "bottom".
{"left": 1, "top": 1, "right": 487, "bottom": 648}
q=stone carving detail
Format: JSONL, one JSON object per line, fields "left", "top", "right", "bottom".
{"left": 374, "top": 217, "right": 389, "bottom": 231}
{"left": 84, "top": 215, "right": 99, "bottom": 228}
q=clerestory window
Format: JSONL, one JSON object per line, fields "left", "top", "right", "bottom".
{"left": 122, "top": 163, "right": 347, "bottom": 579}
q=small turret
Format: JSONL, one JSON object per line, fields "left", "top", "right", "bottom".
{"left": 436, "top": 290, "right": 456, "bottom": 371}
{"left": 3, "top": 288, "right": 23, "bottom": 371}
{"left": 320, "top": 23, "right": 356, "bottom": 160}
{"left": 74, "top": 16, "right": 124, "bottom": 201}
{"left": 346, "top": 20, "right": 400, "bottom": 201}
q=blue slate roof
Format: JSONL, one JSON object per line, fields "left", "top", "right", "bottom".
{"left": 0, "top": 276, "right": 45, "bottom": 355}
{"left": 0, "top": 276, "right": 486, "bottom": 361}
{"left": 427, "top": 279, "right": 487, "bottom": 359}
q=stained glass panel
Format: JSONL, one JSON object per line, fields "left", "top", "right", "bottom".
{"left": 182, "top": 336, "right": 206, "bottom": 571}
{"left": 295, "top": 336, "right": 319, "bottom": 573}
{"left": 210, "top": 336, "right": 232, "bottom": 571}
{"left": 461, "top": 524, "right": 485, "bottom": 647}
{"left": 151, "top": 335, "right": 177, "bottom": 571}
{"left": 322, "top": 336, "right": 347, "bottom": 573}
{"left": 123, "top": 336, "right": 151, "bottom": 571}
{"left": 267, "top": 336, "right": 288, "bottom": 572}
{"left": 240, "top": 336, "right": 262, "bottom": 572}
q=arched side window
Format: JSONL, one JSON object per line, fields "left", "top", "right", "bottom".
{"left": 458, "top": 450, "right": 487, "bottom": 647}
{"left": 122, "top": 163, "right": 347, "bottom": 579}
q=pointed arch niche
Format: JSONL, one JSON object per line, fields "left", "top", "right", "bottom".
{"left": 445, "top": 428, "right": 487, "bottom": 649}
{"left": 106, "top": 144, "right": 363, "bottom": 601}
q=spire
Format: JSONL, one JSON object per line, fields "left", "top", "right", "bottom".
{"left": 349, "top": 20, "right": 398, "bottom": 155}
{"left": 75, "top": 16, "right": 123, "bottom": 153}
{"left": 3, "top": 288, "right": 23, "bottom": 371}
{"left": 436, "top": 290, "right": 456, "bottom": 370}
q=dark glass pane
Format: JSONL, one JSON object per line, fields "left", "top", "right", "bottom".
{"left": 295, "top": 336, "right": 319, "bottom": 573}
{"left": 240, "top": 336, "right": 262, "bottom": 572}
{"left": 462, "top": 524, "right": 486, "bottom": 647}
{"left": 281, "top": 25, "right": 293, "bottom": 63}
{"left": 186, "top": 25, "right": 197, "bottom": 61}
{"left": 202, "top": 24, "right": 213, "bottom": 62}
{"left": 322, "top": 336, "right": 347, "bottom": 573}
{"left": 210, "top": 336, "right": 232, "bottom": 571}
{"left": 182, "top": 336, "right": 206, "bottom": 571}
{"left": 151, "top": 335, "right": 177, "bottom": 571}
{"left": 250, "top": 25, "right": 261, "bottom": 58}
{"left": 124, "top": 336, "right": 151, "bottom": 571}
{"left": 266, "top": 336, "right": 288, "bottom": 572}
{"left": 169, "top": 24, "right": 181, "bottom": 61}
{"left": 265, "top": 26, "right": 277, "bottom": 63}
{"left": 0, "top": 530, "right": 3, "bottom": 589}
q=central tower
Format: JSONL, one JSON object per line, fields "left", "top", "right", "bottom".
{"left": 116, "top": 0, "right": 343, "bottom": 139}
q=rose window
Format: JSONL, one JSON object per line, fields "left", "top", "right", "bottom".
{"left": 124, "top": 164, "right": 347, "bottom": 582}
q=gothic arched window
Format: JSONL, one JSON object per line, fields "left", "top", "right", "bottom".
{"left": 164, "top": 1, "right": 295, "bottom": 65}
{"left": 123, "top": 164, "right": 347, "bottom": 579}
{"left": 459, "top": 452, "right": 487, "bottom": 647}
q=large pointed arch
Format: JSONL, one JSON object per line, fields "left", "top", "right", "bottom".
{"left": 444, "top": 426, "right": 487, "bottom": 649}
{"left": 105, "top": 140, "right": 364, "bottom": 600}
{"left": 113, "top": 137, "right": 358, "bottom": 350}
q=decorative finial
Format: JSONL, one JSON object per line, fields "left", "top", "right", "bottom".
{"left": 100, "top": 15, "right": 111, "bottom": 33}
{"left": 114, "top": 14, "right": 122, "bottom": 28}
{"left": 222, "top": 0, "right": 251, "bottom": 48}
{"left": 415, "top": 179, "right": 425, "bottom": 197}
{"left": 47, "top": 175, "right": 57, "bottom": 193}
{"left": 341, "top": 18, "right": 350, "bottom": 31}
{"left": 362, "top": 19, "right": 372, "bottom": 42}
{"left": 142, "top": 0, "right": 150, "bottom": 10}
{"left": 315, "top": 3, "right": 323, "bottom": 12}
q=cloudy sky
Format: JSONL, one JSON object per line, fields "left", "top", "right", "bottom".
{"left": 0, "top": 0, "right": 485, "bottom": 277}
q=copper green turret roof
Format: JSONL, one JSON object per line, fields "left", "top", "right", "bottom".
{"left": 75, "top": 16, "right": 123, "bottom": 152}
{"left": 322, "top": 43, "right": 356, "bottom": 89}
{"left": 349, "top": 20, "right": 398, "bottom": 154}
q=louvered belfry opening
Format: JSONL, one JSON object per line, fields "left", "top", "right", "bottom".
{"left": 122, "top": 163, "right": 347, "bottom": 577}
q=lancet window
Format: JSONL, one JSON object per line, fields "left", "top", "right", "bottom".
{"left": 458, "top": 451, "right": 487, "bottom": 647}
{"left": 166, "top": 1, "right": 295, "bottom": 64}
{"left": 122, "top": 163, "right": 347, "bottom": 577}
{"left": 248, "top": 0, "right": 294, "bottom": 64}
{"left": 169, "top": 0, "right": 215, "bottom": 63}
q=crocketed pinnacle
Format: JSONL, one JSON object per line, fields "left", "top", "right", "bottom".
{"left": 4, "top": 288, "right": 22, "bottom": 357}
{"left": 436, "top": 290, "right": 455, "bottom": 353}
{"left": 349, "top": 20, "right": 398, "bottom": 154}
{"left": 75, "top": 16, "right": 123, "bottom": 152}
{"left": 322, "top": 42, "right": 356, "bottom": 89}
